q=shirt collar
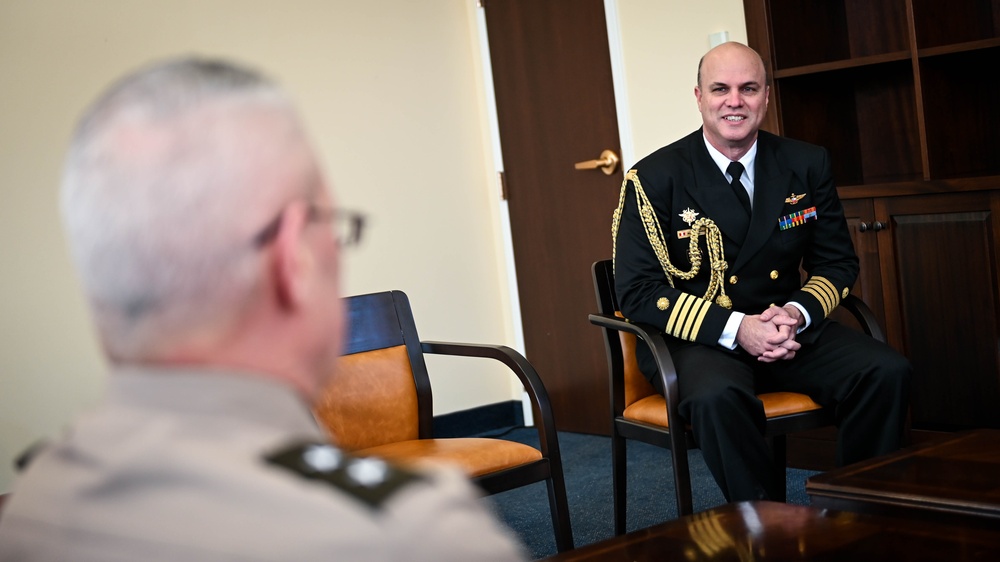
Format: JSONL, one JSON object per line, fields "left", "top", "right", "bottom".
{"left": 703, "top": 134, "right": 758, "bottom": 185}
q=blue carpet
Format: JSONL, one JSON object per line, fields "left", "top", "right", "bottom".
{"left": 480, "top": 428, "right": 817, "bottom": 560}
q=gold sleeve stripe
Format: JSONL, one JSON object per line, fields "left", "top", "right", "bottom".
{"left": 802, "top": 279, "right": 836, "bottom": 316}
{"left": 678, "top": 299, "right": 698, "bottom": 341}
{"left": 802, "top": 276, "right": 839, "bottom": 317}
{"left": 665, "top": 294, "right": 694, "bottom": 334}
{"left": 687, "top": 298, "right": 711, "bottom": 340}
{"left": 666, "top": 293, "right": 711, "bottom": 341}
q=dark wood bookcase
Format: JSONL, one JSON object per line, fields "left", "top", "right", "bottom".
{"left": 744, "top": 0, "right": 1000, "bottom": 469}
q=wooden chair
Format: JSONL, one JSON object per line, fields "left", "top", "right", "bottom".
{"left": 589, "top": 259, "right": 886, "bottom": 535}
{"left": 314, "top": 290, "right": 573, "bottom": 552}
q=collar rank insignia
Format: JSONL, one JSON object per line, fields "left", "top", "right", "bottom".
{"left": 785, "top": 193, "right": 805, "bottom": 205}
{"left": 679, "top": 208, "right": 699, "bottom": 225}
{"left": 266, "top": 441, "right": 424, "bottom": 509}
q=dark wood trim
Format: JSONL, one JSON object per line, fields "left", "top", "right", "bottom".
{"left": 772, "top": 51, "right": 911, "bottom": 78}
{"left": 837, "top": 175, "right": 1000, "bottom": 199}
{"left": 917, "top": 36, "right": 1000, "bottom": 58}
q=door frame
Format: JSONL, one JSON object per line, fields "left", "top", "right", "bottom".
{"left": 472, "top": 0, "right": 635, "bottom": 422}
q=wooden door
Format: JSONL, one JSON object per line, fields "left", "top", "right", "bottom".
{"left": 483, "top": 0, "right": 622, "bottom": 434}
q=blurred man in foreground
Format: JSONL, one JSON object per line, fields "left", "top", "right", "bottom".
{"left": 0, "top": 57, "right": 525, "bottom": 561}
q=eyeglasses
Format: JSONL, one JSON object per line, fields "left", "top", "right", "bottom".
{"left": 253, "top": 204, "right": 366, "bottom": 248}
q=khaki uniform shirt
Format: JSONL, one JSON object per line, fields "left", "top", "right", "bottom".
{"left": 0, "top": 367, "right": 526, "bottom": 561}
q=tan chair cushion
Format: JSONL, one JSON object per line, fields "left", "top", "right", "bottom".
{"left": 758, "top": 391, "right": 824, "bottom": 417}
{"left": 356, "top": 438, "right": 543, "bottom": 478}
{"left": 314, "top": 345, "right": 420, "bottom": 450}
{"left": 623, "top": 391, "right": 823, "bottom": 428}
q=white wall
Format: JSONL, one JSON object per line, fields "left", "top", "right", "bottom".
{"left": 0, "top": 0, "right": 747, "bottom": 493}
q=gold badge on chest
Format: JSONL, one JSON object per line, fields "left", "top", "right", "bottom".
{"left": 785, "top": 193, "right": 805, "bottom": 205}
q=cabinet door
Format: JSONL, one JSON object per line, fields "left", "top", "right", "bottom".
{"left": 875, "top": 191, "right": 1000, "bottom": 430}
{"left": 839, "top": 198, "right": 886, "bottom": 332}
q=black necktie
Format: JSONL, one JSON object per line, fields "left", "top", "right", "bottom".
{"left": 727, "top": 161, "right": 751, "bottom": 216}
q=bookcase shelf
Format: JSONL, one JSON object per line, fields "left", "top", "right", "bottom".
{"left": 777, "top": 61, "right": 921, "bottom": 187}
{"left": 772, "top": 51, "right": 911, "bottom": 79}
{"left": 920, "top": 46, "right": 1000, "bottom": 180}
{"left": 753, "top": 0, "right": 1000, "bottom": 189}
{"left": 745, "top": 0, "right": 1000, "bottom": 465}
{"left": 768, "top": 0, "right": 909, "bottom": 70}
{"left": 912, "top": 0, "right": 1000, "bottom": 48}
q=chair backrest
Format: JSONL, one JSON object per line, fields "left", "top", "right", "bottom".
{"left": 592, "top": 260, "right": 658, "bottom": 408}
{"left": 313, "top": 291, "right": 434, "bottom": 450}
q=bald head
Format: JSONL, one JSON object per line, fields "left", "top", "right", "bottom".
{"left": 61, "top": 58, "right": 322, "bottom": 360}
{"left": 697, "top": 42, "right": 768, "bottom": 90}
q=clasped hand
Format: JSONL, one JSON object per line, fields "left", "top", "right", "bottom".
{"left": 736, "top": 305, "right": 803, "bottom": 362}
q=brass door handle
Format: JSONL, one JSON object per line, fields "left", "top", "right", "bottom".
{"left": 574, "top": 149, "right": 620, "bottom": 175}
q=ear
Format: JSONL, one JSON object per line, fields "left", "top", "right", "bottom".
{"left": 269, "top": 202, "right": 312, "bottom": 309}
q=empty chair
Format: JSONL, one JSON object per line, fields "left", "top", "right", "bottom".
{"left": 314, "top": 290, "right": 573, "bottom": 551}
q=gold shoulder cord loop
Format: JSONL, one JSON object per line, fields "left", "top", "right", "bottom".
{"left": 612, "top": 169, "right": 732, "bottom": 309}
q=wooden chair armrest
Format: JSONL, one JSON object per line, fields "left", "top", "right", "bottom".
{"left": 839, "top": 294, "right": 886, "bottom": 343}
{"left": 587, "top": 313, "right": 685, "bottom": 430}
{"left": 420, "top": 341, "right": 560, "bottom": 455}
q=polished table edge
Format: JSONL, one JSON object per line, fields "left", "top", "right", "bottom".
{"left": 807, "top": 429, "right": 996, "bottom": 481}
{"left": 808, "top": 486, "right": 1000, "bottom": 520}
{"left": 541, "top": 500, "right": 1000, "bottom": 561}
{"left": 806, "top": 429, "right": 1000, "bottom": 518}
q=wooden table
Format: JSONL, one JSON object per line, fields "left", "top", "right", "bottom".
{"left": 542, "top": 500, "right": 1000, "bottom": 561}
{"left": 806, "top": 429, "right": 1000, "bottom": 527}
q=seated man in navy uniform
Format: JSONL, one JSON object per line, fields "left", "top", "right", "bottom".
{"left": 0, "top": 57, "right": 526, "bottom": 561}
{"left": 613, "top": 41, "right": 912, "bottom": 502}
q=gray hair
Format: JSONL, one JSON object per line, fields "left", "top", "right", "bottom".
{"left": 61, "top": 57, "right": 313, "bottom": 359}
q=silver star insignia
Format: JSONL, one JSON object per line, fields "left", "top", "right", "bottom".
{"left": 303, "top": 445, "right": 342, "bottom": 472}
{"left": 347, "top": 457, "right": 390, "bottom": 487}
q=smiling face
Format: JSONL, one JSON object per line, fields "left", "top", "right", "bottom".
{"left": 695, "top": 42, "right": 770, "bottom": 160}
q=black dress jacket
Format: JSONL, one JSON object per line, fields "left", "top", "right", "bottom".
{"left": 614, "top": 128, "right": 859, "bottom": 378}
